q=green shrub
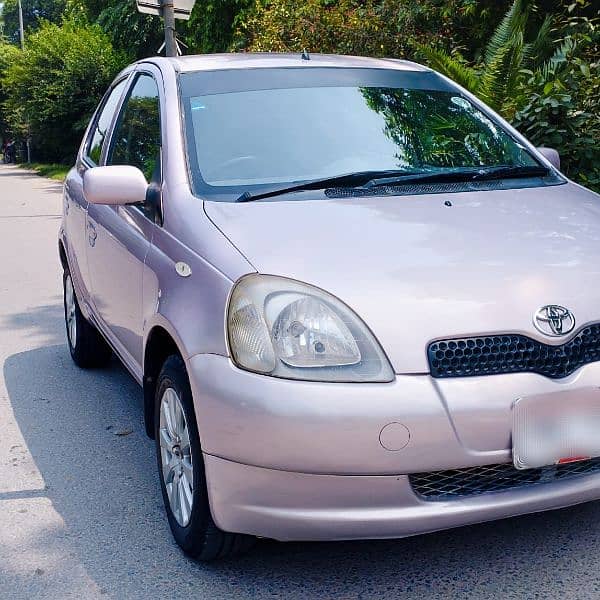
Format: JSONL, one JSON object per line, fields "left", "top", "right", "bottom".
{"left": 1, "top": 19, "right": 127, "bottom": 163}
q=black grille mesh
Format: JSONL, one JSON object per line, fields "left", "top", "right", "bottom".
{"left": 410, "top": 458, "right": 600, "bottom": 500}
{"left": 325, "top": 180, "right": 506, "bottom": 198}
{"left": 428, "top": 324, "right": 600, "bottom": 379}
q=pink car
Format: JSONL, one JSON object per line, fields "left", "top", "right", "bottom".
{"left": 60, "top": 53, "right": 600, "bottom": 560}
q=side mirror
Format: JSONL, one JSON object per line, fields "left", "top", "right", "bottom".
{"left": 83, "top": 165, "right": 148, "bottom": 205}
{"left": 536, "top": 147, "right": 560, "bottom": 171}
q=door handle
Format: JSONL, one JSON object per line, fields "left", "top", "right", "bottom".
{"left": 87, "top": 223, "right": 97, "bottom": 247}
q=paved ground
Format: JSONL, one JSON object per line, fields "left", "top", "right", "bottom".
{"left": 1, "top": 164, "right": 600, "bottom": 599}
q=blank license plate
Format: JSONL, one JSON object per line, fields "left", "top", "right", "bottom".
{"left": 512, "top": 388, "right": 600, "bottom": 470}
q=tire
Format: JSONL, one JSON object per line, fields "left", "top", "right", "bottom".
{"left": 154, "top": 355, "right": 255, "bottom": 561}
{"left": 63, "top": 269, "right": 112, "bottom": 368}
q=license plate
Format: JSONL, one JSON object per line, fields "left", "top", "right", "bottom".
{"left": 512, "top": 388, "right": 600, "bottom": 470}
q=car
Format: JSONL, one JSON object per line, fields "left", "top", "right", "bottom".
{"left": 59, "top": 52, "right": 600, "bottom": 561}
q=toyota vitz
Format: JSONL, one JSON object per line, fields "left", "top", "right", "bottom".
{"left": 59, "top": 53, "right": 600, "bottom": 560}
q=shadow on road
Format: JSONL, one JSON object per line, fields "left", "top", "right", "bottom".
{"left": 0, "top": 165, "right": 64, "bottom": 195}
{"left": 4, "top": 344, "right": 600, "bottom": 598}
{"left": 0, "top": 300, "right": 64, "bottom": 346}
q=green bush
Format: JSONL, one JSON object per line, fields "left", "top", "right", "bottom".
{"left": 1, "top": 19, "right": 127, "bottom": 163}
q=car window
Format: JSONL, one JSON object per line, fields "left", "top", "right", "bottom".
{"left": 179, "top": 68, "right": 552, "bottom": 201}
{"left": 107, "top": 73, "right": 161, "bottom": 181}
{"left": 86, "top": 78, "right": 128, "bottom": 165}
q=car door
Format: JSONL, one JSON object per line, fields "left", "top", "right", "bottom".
{"left": 85, "top": 70, "right": 162, "bottom": 371}
{"left": 65, "top": 77, "right": 129, "bottom": 303}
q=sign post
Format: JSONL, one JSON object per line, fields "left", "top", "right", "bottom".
{"left": 161, "top": 0, "right": 177, "bottom": 57}
{"left": 136, "top": 0, "right": 196, "bottom": 56}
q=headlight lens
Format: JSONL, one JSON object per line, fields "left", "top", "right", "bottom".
{"left": 227, "top": 274, "right": 394, "bottom": 382}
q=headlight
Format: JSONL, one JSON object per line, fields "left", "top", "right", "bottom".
{"left": 227, "top": 274, "right": 394, "bottom": 382}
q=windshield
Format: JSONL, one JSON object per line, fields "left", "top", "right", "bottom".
{"left": 180, "top": 68, "right": 540, "bottom": 201}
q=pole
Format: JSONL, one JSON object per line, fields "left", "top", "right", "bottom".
{"left": 160, "top": 0, "right": 177, "bottom": 57}
{"left": 17, "top": 0, "right": 25, "bottom": 50}
{"left": 17, "top": 0, "right": 31, "bottom": 163}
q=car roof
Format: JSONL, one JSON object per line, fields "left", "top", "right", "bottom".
{"left": 141, "top": 52, "right": 430, "bottom": 74}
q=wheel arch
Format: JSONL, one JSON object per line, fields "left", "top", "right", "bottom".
{"left": 58, "top": 239, "right": 68, "bottom": 270}
{"left": 143, "top": 323, "right": 187, "bottom": 438}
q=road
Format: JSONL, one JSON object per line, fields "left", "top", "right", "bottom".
{"left": 1, "top": 164, "right": 600, "bottom": 600}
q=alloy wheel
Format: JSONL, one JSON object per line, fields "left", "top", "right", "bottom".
{"left": 65, "top": 274, "right": 77, "bottom": 348}
{"left": 159, "top": 387, "right": 194, "bottom": 527}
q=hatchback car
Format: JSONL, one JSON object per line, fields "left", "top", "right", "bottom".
{"left": 59, "top": 53, "right": 600, "bottom": 560}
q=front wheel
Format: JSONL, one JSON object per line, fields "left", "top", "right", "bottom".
{"left": 63, "top": 269, "right": 112, "bottom": 368}
{"left": 155, "top": 355, "right": 255, "bottom": 561}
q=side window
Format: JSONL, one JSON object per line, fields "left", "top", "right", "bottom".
{"left": 86, "top": 79, "right": 128, "bottom": 165}
{"left": 107, "top": 74, "right": 161, "bottom": 181}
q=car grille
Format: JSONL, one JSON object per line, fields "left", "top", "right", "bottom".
{"left": 410, "top": 458, "right": 600, "bottom": 501}
{"left": 427, "top": 324, "right": 600, "bottom": 379}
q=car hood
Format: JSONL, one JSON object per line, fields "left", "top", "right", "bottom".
{"left": 205, "top": 182, "right": 600, "bottom": 374}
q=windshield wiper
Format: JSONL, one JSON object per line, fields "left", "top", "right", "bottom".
{"left": 235, "top": 165, "right": 551, "bottom": 202}
{"left": 366, "top": 165, "right": 550, "bottom": 187}
{"left": 235, "top": 170, "right": 424, "bottom": 202}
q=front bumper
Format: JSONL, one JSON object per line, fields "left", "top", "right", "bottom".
{"left": 203, "top": 454, "right": 600, "bottom": 541}
{"left": 188, "top": 354, "right": 600, "bottom": 540}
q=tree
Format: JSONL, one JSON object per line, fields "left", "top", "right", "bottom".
{"left": 234, "top": 0, "right": 534, "bottom": 59}
{"left": 2, "top": 19, "right": 127, "bottom": 162}
{"left": 419, "top": 0, "right": 552, "bottom": 118}
{"left": 1, "top": 0, "right": 67, "bottom": 43}
{"left": 513, "top": 2, "right": 600, "bottom": 190}
{"left": 0, "top": 42, "right": 21, "bottom": 139}
{"left": 184, "top": 0, "right": 253, "bottom": 54}
{"left": 96, "top": 0, "right": 163, "bottom": 60}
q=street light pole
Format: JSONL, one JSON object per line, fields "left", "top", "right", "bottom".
{"left": 160, "top": 0, "right": 178, "bottom": 57}
{"left": 17, "top": 0, "right": 25, "bottom": 49}
{"left": 17, "top": 0, "right": 31, "bottom": 163}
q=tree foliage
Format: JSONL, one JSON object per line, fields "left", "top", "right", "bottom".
{"left": 97, "top": 0, "right": 163, "bottom": 59}
{"left": 0, "top": 0, "right": 596, "bottom": 191}
{"left": 513, "top": 3, "right": 600, "bottom": 189}
{"left": 0, "top": 42, "right": 21, "bottom": 137}
{"left": 419, "top": 0, "right": 552, "bottom": 117}
{"left": 419, "top": 0, "right": 599, "bottom": 190}
{"left": 1, "top": 19, "right": 127, "bottom": 162}
{"left": 184, "top": 0, "right": 253, "bottom": 54}
{"left": 237, "top": 0, "right": 497, "bottom": 58}
{"left": 1, "top": 0, "right": 67, "bottom": 43}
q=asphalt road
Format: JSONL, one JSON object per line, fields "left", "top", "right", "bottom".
{"left": 1, "top": 164, "right": 600, "bottom": 600}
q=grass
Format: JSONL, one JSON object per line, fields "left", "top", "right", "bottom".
{"left": 21, "top": 162, "right": 71, "bottom": 181}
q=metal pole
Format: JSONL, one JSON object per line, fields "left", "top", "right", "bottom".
{"left": 18, "top": 0, "right": 31, "bottom": 163}
{"left": 160, "top": 0, "right": 177, "bottom": 57}
{"left": 26, "top": 128, "right": 31, "bottom": 163}
{"left": 18, "top": 0, "right": 25, "bottom": 49}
